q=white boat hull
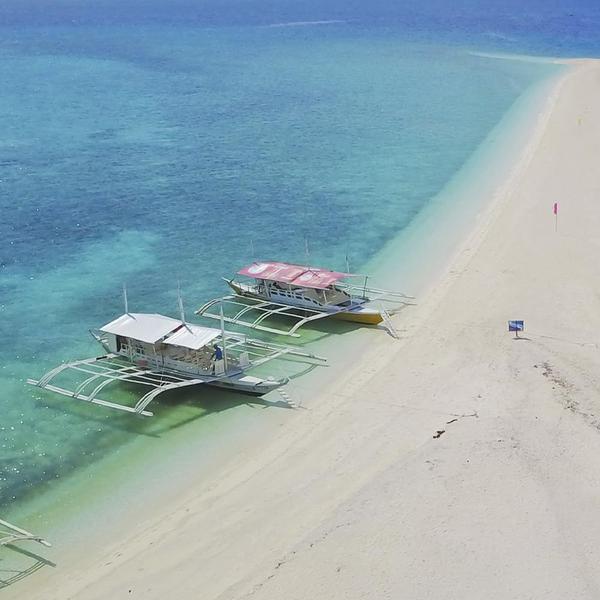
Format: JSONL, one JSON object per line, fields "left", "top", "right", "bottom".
{"left": 209, "top": 373, "right": 286, "bottom": 396}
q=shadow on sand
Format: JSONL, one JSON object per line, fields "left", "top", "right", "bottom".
{"left": 0, "top": 543, "right": 55, "bottom": 590}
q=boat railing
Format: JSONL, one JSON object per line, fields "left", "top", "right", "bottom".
{"left": 338, "top": 282, "right": 415, "bottom": 303}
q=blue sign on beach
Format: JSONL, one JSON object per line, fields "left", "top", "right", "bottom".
{"left": 508, "top": 320, "right": 524, "bottom": 332}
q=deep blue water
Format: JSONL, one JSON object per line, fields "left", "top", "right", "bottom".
{"left": 1, "top": 2, "right": 599, "bottom": 512}
{"left": 1, "top": 0, "right": 600, "bottom": 56}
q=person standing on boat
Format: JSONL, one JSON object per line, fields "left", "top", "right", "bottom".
{"left": 212, "top": 344, "right": 223, "bottom": 373}
{"left": 212, "top": 344, "right": 223, "bottom": 361}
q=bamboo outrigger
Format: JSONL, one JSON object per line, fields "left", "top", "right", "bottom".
{"left": 27, "top": 310, "right": 326, "bottom": 417}
{"left": 0, "top": 519, "right": 51, "bottom": 548}
{"left": 195, "top": 261, "right": 413, "bottom": 338}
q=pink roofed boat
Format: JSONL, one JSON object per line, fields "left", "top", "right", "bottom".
{"left": 196, "top": 260, "right": 413, "bottom": 338}
{"left": 237, "top": 262, "right": 350, "bottom": 291}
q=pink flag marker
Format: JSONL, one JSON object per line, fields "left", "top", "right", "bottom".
{"left": 553, "top": 202, "right": 558, "bottom": 232}
{"left": 553, "top": 202, "right": 558, "bottom": 215}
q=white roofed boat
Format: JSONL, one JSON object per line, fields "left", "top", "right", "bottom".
{"left": 27, "top": 310, "right": 326, "bottom": 417}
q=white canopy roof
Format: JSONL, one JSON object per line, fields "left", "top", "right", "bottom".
{"left": 163, "top": 323, "right": 220, "bottom": 350}
{"left": 100, "top": 313, "right": 182, "bottom": 344}
{"left": 100, "top": 313, "right": 222, "bottom": 349}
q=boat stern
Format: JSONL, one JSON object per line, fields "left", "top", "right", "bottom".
{"left": 334, "top": 306, "right": 383, "bottom": 325}
{"left": 211, "top": 373, "right": 289, "bottom": 396}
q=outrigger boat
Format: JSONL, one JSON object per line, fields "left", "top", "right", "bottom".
{"left": 0, "top": 518, "right": 51, "bottom": 548}
{"left": 27, "top": 311, "right": 325, "bottom": 417}
{"left": 195, "top": 261, "right": 413, "bottom": 338}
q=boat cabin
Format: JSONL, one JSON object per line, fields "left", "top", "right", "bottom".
{"left": 235, "top": 261, "right": 358, "bottom": 309}
{"left": 94, "top": 312, "right": 246, "bottom": 376}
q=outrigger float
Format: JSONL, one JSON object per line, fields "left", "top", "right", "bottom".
{"left": 0, "top": 519, "right": 51, "bottom": 548}
{"left": 195, "top": 261, "right": 413, "bottom": 338}
{"left": 27, "top": 311, "right": 326, "bottom": 417}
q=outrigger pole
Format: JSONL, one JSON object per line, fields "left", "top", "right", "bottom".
{"left": 304, "top": 235, "right": 310, "bottom": 268}
{"left": 178, "top": 283, "right": 185, "bottom": 325}
{"left": 0, "top": 518, "right": 51, "bottom": 548}
{"left": 346, "top": 253, "right": 353, "bottom": 307}
{"left": 177, "top": 282, "right": 192, "bottom": 332}
{"left": 123, "top": 283, "right": 130, "bottom": 315}
{"left": 219, "top": 300, "right": 228, "bottom": 371}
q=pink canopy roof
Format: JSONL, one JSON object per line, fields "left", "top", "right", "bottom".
{"left": 238, "top": 261, "right": 351, "bottom": 290}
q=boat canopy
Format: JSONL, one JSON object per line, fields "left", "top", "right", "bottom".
{"left": 237, "top": 261, "right": 351, "bottom": 290}
{"left": 100, "top": 313, "right": 182, "bottom": 344}
{"left": 163, "top": 323, "right": 221, "bottom": 350}
{"left": 100, "top": 313, "right": 226, "bottom": 350}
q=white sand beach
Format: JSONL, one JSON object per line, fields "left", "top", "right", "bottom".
{"left": 10, "top": 58, "right": 600, "bottom": 599}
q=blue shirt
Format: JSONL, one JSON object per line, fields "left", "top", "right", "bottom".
{"left": 214, "top": 346, "right": 223, "bottom": 360}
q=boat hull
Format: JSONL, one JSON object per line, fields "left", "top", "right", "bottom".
{"left": 208, "top": 374, "right": 286, "bottom": 396}
{"left": 332, "top": 309, "right": 383, "bottom": 325}
{"left": 227, "top": 279, "right": 383, "bottom": 326}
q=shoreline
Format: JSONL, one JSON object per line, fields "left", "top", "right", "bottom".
{"left": 368, "top": 54, "right": 567, "bottom": 296}
{"left": 4, "top": 51, "right": 560, "bottom": 539}
{"left": 5, "top": 57, "right": 600, "bottom": 599}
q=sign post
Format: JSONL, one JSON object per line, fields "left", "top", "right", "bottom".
{"left": 508, "top": 320, "right": 524, "bottom": 339}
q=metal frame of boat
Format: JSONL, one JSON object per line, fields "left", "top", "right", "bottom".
{"left": 27, "top": 311, "right": 326, "bottom": 417}
{"left": 195, "top": 261, "right": 414, "bottom": 338}
{"left": 0, "top": 519, "right": 51, "bottom": 548}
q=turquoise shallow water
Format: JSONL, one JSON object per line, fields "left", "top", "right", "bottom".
{"left": 0, "top": 18, "right": 579, "bottom": 526}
